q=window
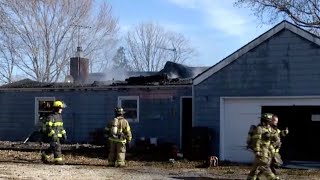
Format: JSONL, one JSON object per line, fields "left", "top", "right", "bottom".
{"left": 118, "top": 96, "right": 139, "bottom": 123}
{"left": 35, "top": 97, "right": 55, "bottom": 125}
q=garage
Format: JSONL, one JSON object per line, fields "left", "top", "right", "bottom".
{"left": 193, "top": 21, "right": 320, "bottom": 163}
{"left": 221, "top": 96, "right": 320, "bottom": 163}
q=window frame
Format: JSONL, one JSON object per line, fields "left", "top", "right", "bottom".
{"left": 34, "top": 97, "right": 55, "bottom": 126}
{"left": 117, "top": 96, "right": 139, "bottom": 123}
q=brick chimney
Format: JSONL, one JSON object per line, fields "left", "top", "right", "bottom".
{"left": 70, "top": 46, "right": 89, "bottom": 83}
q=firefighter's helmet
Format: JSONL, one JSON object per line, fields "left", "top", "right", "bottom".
{"left": 114, "top": 107, "right": 125, "bottom": 115}
{"left": 53, "top": 100, "right": 66, "bottom": 109}
{"left": 261, "top": 113, "right": 273, "bottom": 122}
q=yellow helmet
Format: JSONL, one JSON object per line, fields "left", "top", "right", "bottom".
{"left": 53, "top": 100, "right": 66, "bottom": 108}
{"left": 261, "top": 113, "right": 273, "bottom": 122}
{"left": 114, "top": 107, "right": 125, "bottom": 115}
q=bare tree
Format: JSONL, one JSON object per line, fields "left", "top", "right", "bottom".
{"left": 235, "top": 0, "right": 320, "bottom": 34}
{"left": 0, "top": 30, "right": 17, "bottom": 84}
{"left": 112, "top": 46, "right": 131, "bottom": 71}
{"left": 125, "top": 22, "right": 196, "bottom": 72}
{"left": 0, "top": 0, "right": 118, "bottom": 83}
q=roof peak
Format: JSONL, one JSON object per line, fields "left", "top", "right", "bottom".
{"left": 194, "top": 20, "right": 320, "bottom": 85}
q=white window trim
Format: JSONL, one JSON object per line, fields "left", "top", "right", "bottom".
{"left": 118, "top": 96, "right": 139, "bottom": 123}
{"left": 35, "top": 97, "right": 55, "bottom": 125}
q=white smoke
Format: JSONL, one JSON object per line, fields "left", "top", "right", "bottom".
{"left": 103, "top": 67, "right": 130, "bottom": 81}
{"left": 86, "top": 67, "right": 130, "bottom": 84}
{"left": 191, "top": 67, "right": 208, "bottom": 78}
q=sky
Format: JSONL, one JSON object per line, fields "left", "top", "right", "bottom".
{"left": 108, "top": 0, "right": 275, "bottom": 67}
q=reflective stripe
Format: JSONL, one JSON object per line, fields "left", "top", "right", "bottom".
{"left": 61, "top": 130, "right": 66, "bottom": 134}
{"left": 252, "top": 135, "right": 261, "bottom": 139}
{"left": 42, "top": 154, "right": 50, "bottom": 159}
{"left": 54, "top": 157, "right": 63, "bottom": 161}
{"left": 47, "top": 121, "right": 53, "bottom": 126}
{"left": 108, "top": 137, "right": 126, "bottom": 143}
{"left": 53, "top": 122, "right": 63, "bottom": 126}
{"left": 275, "top": 149, "right": 279, "bottom": 153}
{"left": 115, "top": 160, "right": 125, "bottom": 166}
{"left": 57, "top": 133, "right": 62, "bottom": 138}
{"left": 265, "top": 173, "right": 276, "bottom": 179}
{"left": 126, "top": 126, "right": 131, "bottom": 131}
{"left": 48, "top": 130, "right": 55, "bottom": 136}
{"left": 247, "top": 175, "right": 257, "bottom": 180}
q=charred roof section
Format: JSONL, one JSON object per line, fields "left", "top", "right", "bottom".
{"left": 158, "top": 61, "right": 207, "bottom": 79}
{"left": 123, "top": 61, "right": 208, "bottom": 85}
{"left": 0, "top": 61, "right": 208, "bottom": 89}
{"left": 124, "top": 73, "right": 184, "bottom": 85}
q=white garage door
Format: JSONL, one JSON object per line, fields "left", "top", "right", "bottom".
{"left": 220, "top": 97, "right": 320, "bottom": 163}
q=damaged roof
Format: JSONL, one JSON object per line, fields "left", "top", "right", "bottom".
{"left": 0, "top": 61, "right": 208, "bottom": 89}
{"left": 158, "top": 61, "right": 208, "bottom": 79}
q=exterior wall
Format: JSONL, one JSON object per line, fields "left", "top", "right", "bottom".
{"left": 0, "top": 86, "right": 191, "bottom": 147}
{"left": 194, "top": 29, "right": 320, "bottom": 156}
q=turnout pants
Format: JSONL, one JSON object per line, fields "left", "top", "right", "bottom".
{"left": 271, "top": 152, "right": 283, "bottom": 175}
{"left": 108, "top": 140, "right": 126, "bottom": 167}
{"left": 42, "top": 139, "right": 63, "bottom": 164}
{"left": 247, "top": 155, "right": 278, "bottom": 180}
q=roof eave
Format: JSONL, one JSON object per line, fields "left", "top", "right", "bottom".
{"left": 193, "top": 20, "right": 320, "bottom": 85}
{"left": 0, "top": 84, "right": 192, "bottom": 91}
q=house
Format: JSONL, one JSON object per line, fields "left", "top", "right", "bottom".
{"left": 0, "top": 49, "right": 207, "bottom": 155}
{"left": 193, "top": 20, "right": 320, "bottom": 163}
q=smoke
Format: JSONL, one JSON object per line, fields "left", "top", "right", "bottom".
{"left": 103, "top": 67, "right": 130, "bottom": 81}
{"left": 167, "top": 72, "right": 179, "bottom": 79}
{"left": 158, "top": 61, "right": 209, "bottom": 79}
{"left": 86, "top": 61, "right": 209, "bottom": 84}
{"left": 191, "top": 67, "right": 208, "bottom": 78}
{"left": 86, "top": 67, "right": 130, "bottom": 84}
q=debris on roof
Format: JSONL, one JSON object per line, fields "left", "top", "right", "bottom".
{"left": 125, "top": 74, "right": 169, "bottom": 85}
{"left": 158, "top": 61, "right": 207, "bottom": 79}
{"left": 0, "top": 61, "right": 208, "bottom": 89}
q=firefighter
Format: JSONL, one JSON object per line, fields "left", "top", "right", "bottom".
{"left": 247, "top": 113, "right": 278, "bottom": 180}
{"left": 270, "top": 114, "right": 289, "bottom": 176}
{"left": 41, "top": 100, "right": 67, "bottom": 165}
{"left": 105, "top": 107, "right": 132, "bottom": 167}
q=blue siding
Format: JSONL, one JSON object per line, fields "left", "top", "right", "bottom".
{"left": 0, "top": 86, "right": 191, "bottom": 147}
{"left": 194, "top": 29, "right": 320, "bottom": 156}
